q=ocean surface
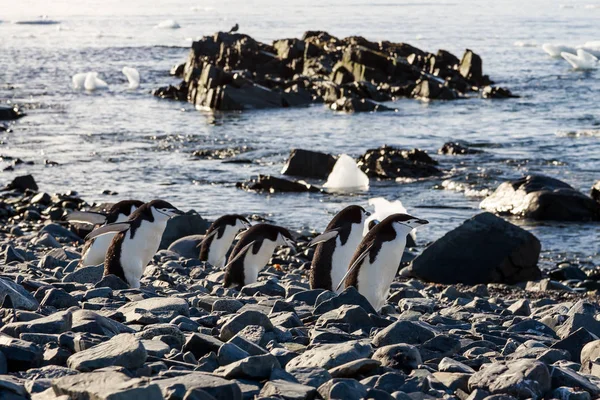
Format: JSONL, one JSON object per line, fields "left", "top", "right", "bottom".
{"left": 1, "top": 0, "right": 599, "bottom": 268}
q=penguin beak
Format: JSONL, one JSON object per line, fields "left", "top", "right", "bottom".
{"left": 166, "top": 209, "right": 184, "bottom": 218}
{"left": 417, "top": 219, "right": 429, "bottom": 225}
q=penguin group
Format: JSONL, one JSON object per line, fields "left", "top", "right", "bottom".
{"left": 69, "top": 199, "right": 428, "bottom": 311}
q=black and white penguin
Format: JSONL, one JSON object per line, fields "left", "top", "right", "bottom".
{"left": 309, "top": 205, "right": 369, "bottom": 293}
{"left": 199, "top": 214, "right": 250, "bottom": 268}
{"left": 85, "top": 200, "right": 182, "bottom": 288}
{"left": 223, "top": 223, "right": 295, "bottom": 289}
{"left": 67, "top": 200, "right": 144, "bottom": 267}
{"left": 339, "top": 213, "right": 429, "bottom": 310}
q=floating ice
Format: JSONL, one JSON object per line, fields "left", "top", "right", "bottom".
{"left": 72, "top": 73, "right": 87, "bottom": 89}
{"left": 561, "top": 49, "right": 599, "bottom": 70}
{"left": 365, "top": 197, "right": 417, "bottom": 241}
{"left": 83, "top": 72, "right": 108, "bottom": 91}
{"left": 580, "top": 41, "right": 600, "bottom": 57}
{"left": 542, "top": 43, "right": 577, "bottom": 57}
{"left": 513, "top": 40, "right": 537, "bottom": 48}
{"left": 122, "top": 67, "right": 140, "bottom": 89}
{"left": 156, "top": 19, "right": 180, "bottom": 29}
{"left": 322, "top": 154, "right": 369, "bottom": 191}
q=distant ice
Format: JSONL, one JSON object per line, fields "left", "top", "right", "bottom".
{"left": 542, "top": 43, "right": 577, "bottom": 57}
{"left": 156, "top": 19, "right": 180, "bottom": 29}
{"left": 580, "top": 41, "right": 600, "bottom": 57}
{"left": 72, "top": 73, "right": 87, "bottom": 90}
{"left": 561, "top": 49, "right": 599, "bottom": 70}
{"left": 122, "top": 67, "right": 140, "bottom": 89}
{"left": 323, "top": 154, "right": 369, "bottom": 191}
{"left": 71, "top": 72, "right": 108, "bottom": 91}
{"left": 514, "top": 40, "right": 537, "bottom": 48}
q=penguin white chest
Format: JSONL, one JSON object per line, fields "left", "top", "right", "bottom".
{"left": 207, "top": 225, "right": 238, "bottom": 268}
{"left": 331, "top": 224, "right": 364, "bottom": 293}
{"left": 81, "top": 213, "right": 129, "bottom": 267}
{"left": 356, "top": 235, "right": 407, "bottom": 311}
{"left": 242, "top": 239, "right": 277, "bottom": 285}
{"left": 120, "top": 220, "right": 167, "bottom": 288}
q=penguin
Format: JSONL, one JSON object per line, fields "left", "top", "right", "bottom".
{"left": 67, "top": 200, "right": 144, "bottom": 267}
{"left": 85, "top": 200, "right": 182, "bottom": 288}
{"left": 223, "top": 223, "right": 295, "bottom": 289}
{"left": 308, "top": 205, "right": 370, "bottom": 292}
{"left": 338, "top": 213, "right": 429, "bottom": 311}
{"left": 199, "top": 214, "right": 251, "bottom": 268}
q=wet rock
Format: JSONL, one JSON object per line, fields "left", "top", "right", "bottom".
{"left": 468, "top": 359, "right": 550, "bottom": 399}
{"left": 237, "top": 174, "right": 321, "bottom": 193}
{"left": 357, "top": 145, "right": 441, "bottom": 180}
{"left": 0, "top": 105, "right": 24, "bottom": 120}
{"left": 411, "top": 78, "right": 458, "bottom": 100}
{"left": 53, "top": 370, "right": 162, "bottom": 400}
{"left": 286, "top": 340, "right": 373, "bottom": 371}
{"left": 592, "top": 180, "right": 600, "bottom": 203}
{"left": 459, "top": 49, "right": 491, "bottom": 87}
{"left": 372, "top": 344, "right": 422, "bottom": 373}
{"left": 6, "top": 174, "right": 38, "bottom": 192}
{"left": 482, "top": 86, "right": 518, "bottom": 99}
{"left": 260, "top": 379, "right": 317, "bottom": 400}
{"left": 0, "top": 278, "right": 39, "bottom": 311}
{"left": 330, "top": 97, "right": 393, "bottom": 113}
{"left": 160, "top": 212, "right": 210, "bottom": 249}
{"left": 214, "top": 354, "right": 280, "bottom": 379}
{"left": 439, "top": 142, "right": 483, "bottom": 155}
{"left": 480, "top": 175, "right": 600, "bottom": 221}
{"left": 66, "top": 333, "right": 147, "bottom": 371}
{"left": 410, "top": 212, "right": 541, "bottom": 284}
{"left": 372, "top": 320, "right": 436, "bottom": 347}
{"left": 281, "top": 149, "right": 337, "bottom": 179}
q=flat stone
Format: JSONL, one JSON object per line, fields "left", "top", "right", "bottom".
{"left": 259, "top": 379, "right": 317, "bottom": 400}
{"left": 0, "top": 310, "right": 72, "bottom": 337}
{"left": 220, "top": 311, "right": 274, "bottom": 341}
{"left": 66, "top": 333, "right": 147, "bottom": 372}
{"left": 154, "top": 372, "right": 242, "bottom": 400}
{"left": 285, "top": 340, "right": 373, "bottom": 371}
{"left": 0, "top": 278, "right": 39, "bottom": 311}
{"left": 0, "top": 334, "right": 43, "bottom": 371}
{"left": 118, "top": 297, "right": 190, "bottom": 322}
{"left": 62, "top": 265, "right": 104, "bottom": 284}
{"left": 214, "top": 354, "right": 280, "bottom": 380}
{"left": 52, "top": 371, "right": 162, "bottom": 400}
{"left": 372, "top": 320, "right": 437, "bottom": 347}
{"left": 550, "top": 366, "right": 600, "bottom": 397}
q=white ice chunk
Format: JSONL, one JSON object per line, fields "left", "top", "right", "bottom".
{"left": 156, "top": 19, "right": 180, "bottom": 29}
{"left": 83, "top": 72, "right": 108, "bottom": 91}
{"left": 580, "top": 41, "right": 600, "bottom": 57}
{"left": 561, "top": 49, "right": 599, "bottom": 70}
{"left": 365, "top": 197, "right": 416, "bottom": 241}
{"left": 72, "top": 73, "right": 87, "bottom": 89}
{"left": 542, "top": 43, "right": 577, "bottom": 57}
{"left": 513, "top": 40, "right": 537, "bottom": 48}
{"left": 122, "top": 67, "right": 140, "bottom": 89}
{"left": 323, "top": 154, "right": 369, "bottom": 191}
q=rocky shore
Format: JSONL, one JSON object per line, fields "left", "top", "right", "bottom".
{"left": 154, "top": 31, "right": 516, "bottom": 112}
{"left": 0, "top": 174, "right": 599, "bottom": 400}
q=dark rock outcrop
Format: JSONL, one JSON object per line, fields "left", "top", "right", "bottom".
{"left": 480, "top": 175, "right": 600, "bottom": 221}
{"left": 237, "top": 175, "right": 321, "bottom": 193}
{"left": 410, "top": 212, "right": 541, "bottom": 284}
{"left": 438, "top": 142, "right": 483, "bottom": 155}
{"left": 357, "top": 145, "right": 441, "bottom": 179}
{"left": 592, "top": 180, "right": 600, "bottom": 203}
{"left": 0, "top": 105, "right": 24, "bottom": 120}
{"left": 281, "top": 149, "right": 337, "bottom": 179}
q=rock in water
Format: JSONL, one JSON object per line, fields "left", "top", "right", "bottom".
{"left": 122, "top": 67, "right": 140, "bottom": 89}
{"left": 323, "top": 154, "right": 369, "bottom": 191}
{"left": 66, "top": 333, "right": 147, "bottom": 371}
{"left": 357, "top": 145, "right": 441, "bottom": 179}
{"left": 6, "top": 174, "right": 38, "bottom": 192}
{"left": 480, "top": 175, "right": 600, "bottom": 221}
{"left": 281, "top": 149, "right": 337, "bottom": 179}
{"left": 591, "top": 180, "right": 600, "bottom": 202}
{"left": 237, "top": 175, "right": 321, "bottom": 193}
{"left": 0, "top": 105, "right": 24, "bottom": 120}
{"left": 410, "top": 212, "right": 541, "bottom": 284}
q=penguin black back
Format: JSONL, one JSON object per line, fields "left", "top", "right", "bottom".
{"left": 223, "top": 223, "right": 292, "bottom": 288}
{"left": 125, "top": 199, "right": 178, "bottom": 239}
{"left": 105, "top": 200, "right": 144, "bottom": 224}
{"left": 310, "top": 205, "right": 366, "bottom": 290}
{"left": 199, "top": 214, "right": 248, "bottom": 261}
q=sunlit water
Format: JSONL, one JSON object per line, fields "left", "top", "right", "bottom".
{"left": 1, "top": 0, "right": 599, "bottom": 268}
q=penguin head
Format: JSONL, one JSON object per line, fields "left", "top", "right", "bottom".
{"left": 147, "top": 200, "right": 183, "bottom": 221}
{"left": 388, "top": 213, "right": 429, "bottom": 232}
{"left": 328, "top": 205, "right": 370, "bottom": 230}
{"left": 232, "top": 215, "right": 251, "bottom": 232}
{"left": 274, "top": 226, "right": 296, "bottom": 252}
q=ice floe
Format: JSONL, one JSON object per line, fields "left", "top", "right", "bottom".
{"left": 561, "top": 49, "right": 599, "bottom": 70}
{"left": 542, "top": 43, "right": 577, "bottom": 57}
{"left": 122, "top": 67, "right": 140, "bottom": 89}
{"left": 322, "top": 154, "right": 369, "bottom": 191}
{"left": 156, "top": 19, "right": 180, "bottom": 29}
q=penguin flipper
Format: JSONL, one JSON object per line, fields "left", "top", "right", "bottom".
{"left": 65, "top": 211, "right": 108, "bottom": 225}
{"left": 223, "top": 240, "right": 256, "bottom": 271}
{"left": 308, "top": 229, "right": 339, "bottom": 247}
{"left": 335, "top": 243, "right": 374, "bottom": 291}
{"left": 85, "top": 222, "right": 131, "bottom": 241}
{"left": 196, "top": 229, "right": 218, "bottom": 248}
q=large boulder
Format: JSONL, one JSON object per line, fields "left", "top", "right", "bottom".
{"left": 281, "top": 149, "right": 337, "bottom": 179}
{"left": 0, "top": 105, "right": 24, "bottom": 120}
{"left": 237, "top": 175, "right": 321, "bottom": 193}
{"left": 66, "top": 333, "right": 147, "bottom": 372}
{"left": 468, "top": 359, "right": 550, "bottom": 399}
{"left": 480, "top": 175, "right": 600, "bottom": 221}
{"left": 53, "top": 371, "right": 162, "bottom": 400}
{"left": 410, "top": 212, "right": 541, "bottom": 284}
{"left": 411, "top": 78, "right": 458, "bottom": 100}
{"left": 357, "top": 145, "right": 441, "bottom": 179}
{"left": 458, "top": 49, "right": 491, "bottom": 87}
{"left": 160, "top": 212, "right": 210, "bottom": 249}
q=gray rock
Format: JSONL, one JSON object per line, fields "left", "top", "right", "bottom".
{"left": 550, "top": 366, "right": 600, "bottom": 397}
{"left": 118, "top": 297, "right": 190, "bottom": 322}
{"left": 183, "top": 333, "right": 224, "bottom": 359}
{"left": 288, "top": 289, "right": 326, "bottom": 306}
{"left": 66, "top": 333, "right": 147, "bottom": 371}
{"left": 0, "top": 334, "right": 42, "bottom": 371}
{"left": 438, "top": 357, "right": 476, "bottom": 373}
{"left": 508, "top": 299, "right": 531, "bottom": 316}
{"left": 154, "top": 372, "right": 242, "bottom": 400}
{"left": 71, "top": 310, "right": 134, "bottom": 337}
{"left": 212, "top": 299, "right": 244, "bottom": 313}
{"left": 0, "top": 375, "right": 28, "bottom": 398}
{"left": 41, "top": 223, "right": 81, "bottom": 242}
{"left": 319, "top": 378, "right": 368, "bottom": 400}
{"left": 167, "top": 234, "right": 204, "bottom": 259}
{"left": 62, "top": 265, "right": 104, "bottom": 284}
{"left": 241, "top": 280, "right": 285, "bottom": 297}
{"left": 313, "top": 287, "right": 377, "bottom": 315}
{"left": 410, "top": 212, "right": 541, "bottom": 284}
{"left": 220, "top": 311, "right": 274, "bottom": 341}
{"left": 372, "top": 320, "right": 437, "bottom": 347}
{"left": 551, "top": 387, "right": 592, "bottom": 400}
{"left": 480, "top": 175, "right": 600, "bottom": 221}
{"left": 218, "top": 342, "right": 250, "bottom": 366}
{"left": 329, "top": 358, "right": 381, "bottom": 378}
{"left": 160, "top": 212, "right": 210, "bottom": 249}
{"left": 270, "top": 311, "right": 303, "bottom": 328}
{"left": 228, "top": 335, "right": 268, "bottom": 356}
{"left": 260, "top": 379, "right": 317, "bottom": 400}
{"left": 95, "top": 274, "right": 129, "bottom": 290}
{"left": 288, "top": 366, "right": 332, "bottom": 388}
{"left": 0, "top": 310, "right": 72, "bottom": 337}
{"left": 142, "top": 340, "right": 171, "bottom": 357}
{"left": 372, "top": 344, "right": 422, "bottom": 373}
{"left": 40, "top": 288, "right": 79, "bottom": 309}
{"left": 468, "top": 359, "right": 551, "bottom": 399}
{"left": 0, "top": 278, "right": 39, "bottom": 311}
{"left": 316, "top": 304, "right": 373, "bottom": 333}
{"left": 552, "top": 328, "right": 598, "bottom": 363}
{"left": 580, "top": 340, "right": 600, "bottom": 374}
{"left": 432, "top": 371, "right": 471, "bottom": 392}
{"left": 374, "top": 372, "right": 408, "bottom": 394}
{"left": 214, "top": 354, "right": 280, "bottom": 379}
{"left": 285, "top": 340, "right": 373, "bottom": 371}
{"left": 52, "top": 370, "right": 162, "bottom": 400}
{"left": 556, "top": 314, "right": 600, "bottom": 339}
